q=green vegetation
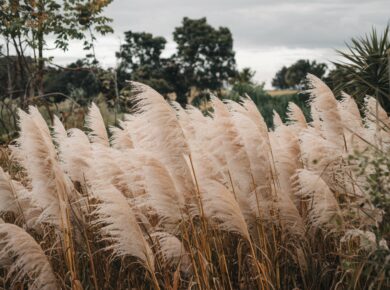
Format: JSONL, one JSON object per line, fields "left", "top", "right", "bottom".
{"left": 116, "top": 17, "right": 237, "bottom": 105}
{"left": 329, "top": 26, "right": 390, "bottom": 110}
{"left": 225, "top": 82, "right": 310, "bottom": 128}
{"left": 0, "top": 0, "right": 113, "bottom": 100}
{"left": 272, "top": 59, "right": 328, "bottom": 89}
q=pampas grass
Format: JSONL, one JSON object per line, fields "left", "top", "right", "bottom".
{"left": 0, "top": 223, "right": 58, "bottom": 290}
{"left": 0, "top": 75, "right": 389, "bottom": 289}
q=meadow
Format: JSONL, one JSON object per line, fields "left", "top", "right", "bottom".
{"left": 0, "top": 74, "right": 389, "bottom": 289}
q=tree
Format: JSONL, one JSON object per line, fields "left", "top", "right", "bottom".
{"left": 272, "top": 66, "right": 289, "bottom": 89}
{"left": 43, "top": 59, "right": 101, "bottom": 104}
{"left": 116, "top": 31, "right": 166, "bottom": 73}
{"left": 173, "top": 17, "right": 237, "bottom": 104}
{"left": 0, "top": 0, "right": 113, "bottom": 102}
{"left": 232, "top": 67, "right": 256, "bottom": 85}
{"left": 272, "top": 60, "right": 328, "bottom": 89}
{"left": 116, "top": 31, "right": 169, "bottom": 92}
{"left": 117, "top": 18, "right": 238, "bottom": 106}
{"left": 333, "top": 26, "right": 390, "bottom": 111}
{"left": 0, "top": 54, "right": 33, "bottom": 99}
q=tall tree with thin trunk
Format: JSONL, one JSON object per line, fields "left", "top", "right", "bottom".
{"left": 0, "top": 0, "right": 113, "bottom": 103}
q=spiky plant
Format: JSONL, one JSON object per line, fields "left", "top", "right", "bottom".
{"left": 332, "top": 26, "right": 390, "bottom": 111}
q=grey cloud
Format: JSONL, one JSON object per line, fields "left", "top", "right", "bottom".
{"left": 105, "top": 0, "right": 389, "bottom": 50}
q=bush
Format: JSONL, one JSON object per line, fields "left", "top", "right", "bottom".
{"left": 224, "top": 82, "right": 310, "bottom": 127}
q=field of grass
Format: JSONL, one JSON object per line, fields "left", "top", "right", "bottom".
{"left": 0, "top": 75, "right": 389, "bottom": 289}
{"left": 266, "top": 89, "right": 299, "bottom": 97}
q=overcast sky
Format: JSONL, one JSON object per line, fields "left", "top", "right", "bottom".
{"left": 48, "top": 0, "right": 389, "bottom": 88}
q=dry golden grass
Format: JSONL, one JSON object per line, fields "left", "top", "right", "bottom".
{"left": 0, "top": 75, "right": 389, "bottom": 289}
{"left": 266, "top": 89, "right": 299, "bottom": 97}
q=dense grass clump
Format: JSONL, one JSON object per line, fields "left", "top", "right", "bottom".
{"left": 0, "top": 76, "right": 389, "bottom": 289}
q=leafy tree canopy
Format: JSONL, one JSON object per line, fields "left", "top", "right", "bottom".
{"left": 232, "top": 67, "right": 256, "bottom": 85}
{"left": 0, "top": 0, "right": 113, "bottom": 100}
{"left": 272, "top": 59, "right": 328, "bottom": 89}
{"left": 173, "top": 17, "right": 237, "bottom": 93}
{"left": 116, "top": 31, "right": 167, "bottom": 73}
{"left": 116, "top": 17, "right": 238, "bottom": 105}
{"left": 116, "top": 31, "right": 174, "bottom": 95}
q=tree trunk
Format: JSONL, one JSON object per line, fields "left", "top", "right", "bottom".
{"left": 5, "top": 39, "right": 13, "bottom": 99}
{"left": 36, "top": 0, "right": 45, "bottom": 98}
{"left": 11, "top": 36, "right": 27, "bottom": 107}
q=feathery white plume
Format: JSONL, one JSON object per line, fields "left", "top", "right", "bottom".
{"left": 287, "top": 102, "right": 307, "bottom": 129}
{"left": 338, "top": 92, "right": 363, "bottom": 132}
{"left": 13, "top": 107, "right": 75, "bottom": 227}
{"left": 295, "top": 169, "right": 342, "bottom": 230}
{"left": 307, "top": 74, "right": 344, "bottom": 148}
{"left": 110, "top": 122, "right": 134, "bottom": 150}
{"left": 129, "top": 82, "right": 194, "bottom": 198}
{"left": 241, "top": 96, "right": 269, "bottom": 137}
{"left": 0, "top": 168, "right": 42, "bottom": 229}
{"left": 143, "top": 157, "right": 186, "bottom": 225}
{"left": 364, "top": 96, "right": 389, "bottom": 128}
{"left": 62, "top": 128, "right": 92, "bottom": 183}
{"left": 0, "top": 167, "right": 26, "bottom": 215}
{"left": 86, "top": 102, "right": 110, "bottom": 146}
{"left": 152, "top": 232, "right": 188, "bottom": 265}
{"left": 92, "top": 183, "right": 154, "bottom": 270}
{"left": 211, "top": 97, "right": 255, "bottom": 220}
{"left": 52, "top": 115, "right": 68, "bottom": 145}
{"left": 273, "top": 110, "right": 283, "bottom": 128}
{"left": 201, "top": 180, "right": 250, "bottom": 240}
{"left": 0, "top": 223, "right": 58, "bottom": 290}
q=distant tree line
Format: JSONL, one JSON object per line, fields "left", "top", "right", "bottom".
{"left": 0, "top": 0, "right": 389, "bottom": 114}
{"left": 272, "top": 27, "right": 390, "bottom": 112}
{"left": 0, "top": 12, "right": 253, "bottom": 107}
{"left": 272, "top": 59, "right": 328, "bottom": 90}
{"left": 115, "top": 17, "right": 241, "bottom": 105}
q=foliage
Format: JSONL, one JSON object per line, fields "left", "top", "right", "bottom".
{"left": 0, "top": 0, "right": 113, "bottom": 99}
{"left": 225, "top": 82, "right": 310, "bottom": 127}
{"left": 0, "top": 54, "right": 32, "bottom": 99}
{"left": 116, "top": 18, "right": 238, "bottom": 105}
{"left": 231, "top": 67, "right": 256, "bottom": 85}
{"left": 272, "top": 66, "right": 289, "bottom": 89}
{"left": 44, "top": 59, "right": 101, "bottom": 104}
{"left": 332, "top": 26, "right": 390, "bottom": 111}
{"left": 272, "top": 59, "right": 328, "bottom": 89}
{"left": 116, "top": 31, "right": 168, "bottom": 91}
{"left": 173, "top": 17, "right": 237, "bottom": 103}
{"left": 116, "top": 31, "right": 167, "bottom": 73}
{"left": 354, "top": 149, "right": 390, "bottom": 242}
